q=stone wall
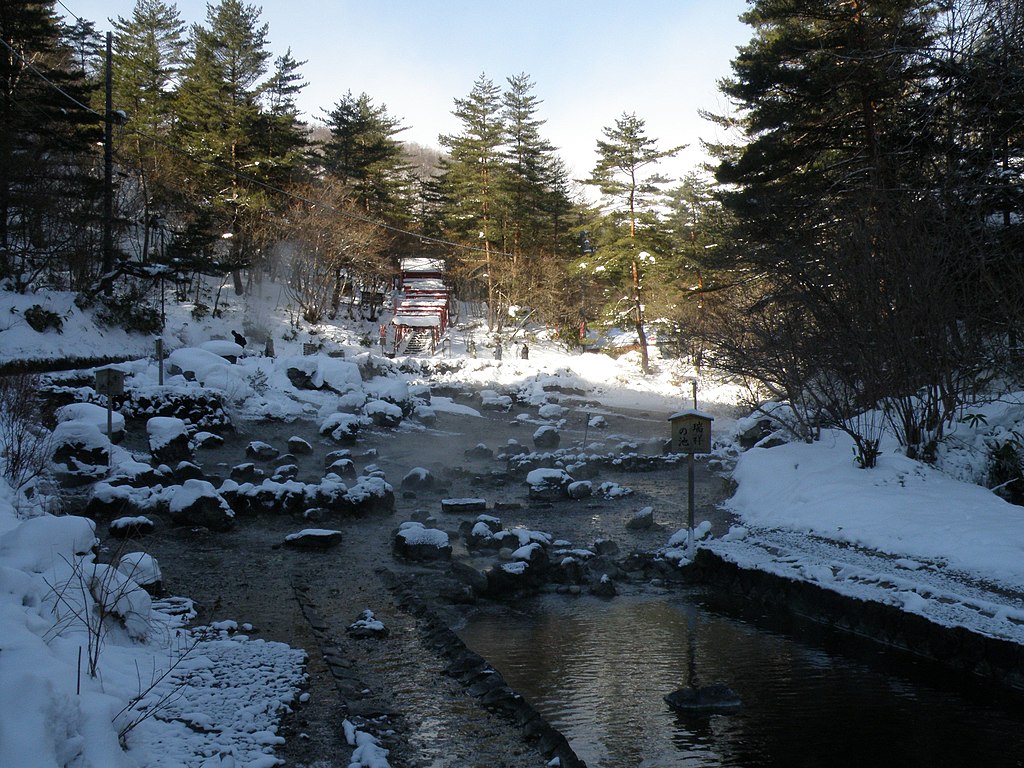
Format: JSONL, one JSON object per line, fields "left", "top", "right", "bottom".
{"left": 690, "top": 549, "right": 1024, "bottom": 693}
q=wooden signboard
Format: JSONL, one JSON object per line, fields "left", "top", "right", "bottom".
{"left": 94, "top": 367, "right": 125, "bottom": 397}
{"left": 668, "top": 410, "right": 713, "bottom": 454}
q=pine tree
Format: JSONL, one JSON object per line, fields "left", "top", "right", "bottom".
{"left": 585, "top": 112, "right": 682, "bottom": 373}
{"left": 499, "top": 73, "right": 575, "bottom": 307}
{"left": 111, "top": 0, "right": 186, "bottom": 262}
{"left": 256, "top": 48, "right": 311, "bottom": 189}
{"left": 438, "top": 74, "right": 506, "bottom": 327}
{"left": 704, "top": 0, "right": 997, "bottom": 456}
{"left": 660, "top": 173, "right": 734, "bottom": 369}
{"left": 320, "top": 90, "right": 411, "bottom": 218}
{"left": 948, "top": 2, "right": 1024, "bottom": 337}
{"left": 174, "top": 0, "right": 272, "bottom": 293}
{"left": 0, "top": 1, "right": 103, "bottom": 290}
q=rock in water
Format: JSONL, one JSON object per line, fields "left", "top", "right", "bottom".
{"left": 664, "top": 684, "right": 741, "bottom": 712}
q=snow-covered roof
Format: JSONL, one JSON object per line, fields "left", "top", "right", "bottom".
{"left": 668, "top": 408, "right": 715, "bottom": 421}
{"left": 399, "top": 257, "right": 445, "bottom": 273}
{"left": 392, "top": 315, "right": 442, "bottom": 327}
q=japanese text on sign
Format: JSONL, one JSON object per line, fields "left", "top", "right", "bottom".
{"left": 670, "top": 415, "right": 712, "bottom": 454}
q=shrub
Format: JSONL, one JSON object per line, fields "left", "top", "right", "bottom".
{"left": 0, "top": 374, "right": 54, "bottom": 507}
{"left": 987, "top": 437, "right": 1024, "bottom": 505}
{"left": 24, "top": 304, "right": 63, "bottom": 333}
{"left": 95, "top": 292, "right": 162, "bottom": 334}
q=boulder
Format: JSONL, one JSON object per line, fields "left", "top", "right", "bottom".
{"left": 350, "top": 476, "right": 395, "bottom": 515}
{"left": 174, "top": 460, "right": 204, "bottom": 481}
{"left": 51, "top": 421, "right": 111, "bottom": 486}
{"left": 283, "top": 528, "right": 342, "bottom": 551}
{"left": 626, "top": 506, "right": 655, "bottom": 530}
{"left": 532, "top": 425, "right": 560, "bottom": 450}
{"left": 326, "top": 458, "right": 357, "bottom": 479}
{"left": 324, "top": 448, "right": 352, "bottom": 466}
{"left": 567, "top": 480, "right": 593, "bottom": 500}
{"left": 526, "top": 468, "right": 574, "bottom": 501}
{"left": 116, "top": 552, "right": 163, "bottom": 595}
{"left": 463, "top": 518, "right": 504, "bottom": 550}
{"left": 147, "top": 417, "right": 192, "bottom": 465}
{"left": 168, "top": 479, "right": 234, "bottom": 531}
{"left": 484, "top": 560, "right": 535, "bottom": 597}
{"left": 590, "top": 572, "right": 617, "bottom": 598}
{"left": 441, "top": 497, "right": 488, "bottom": 514}
{"left": 537, "top": 403, "right": 566, "bottom": 420}
{"left": 464, "top": 443, "right": 494, "bottom": 460}
{"left": 593, "top": 538, "right": 620, "bottom": 557}
{"left": 496, "top": 441, "right": 529, "bottom": 460}
{"left": 246, "top": 441, "right": 280, "bottom": 461}
{"left": 511, "top": 542, "right": 550, "bottom": 574}
{"left": 664, "top": 684, "right": 741, "bottom": 712}
{"left": 272, "top": 463, "right": 300, "bottom": 481}
{"left": 479, "top": 390, "right": 513, "bottom": 411}
{"left": 230, "top": 463, "right": 263, "bottom": 483}
{"left": 450, "top": 559, "right": 489, "bottom": 595}
{"left": 288, "top": 436, "right": 314, "bottom": 455}
{"left": 346, "top": 608, "right": 388, "bottom": 639}
{"left": 364, "top": 399, "right": 403, "bottom": 428}
{"left": 193, "top": 431, "right": 225, "bottom": 449}
{"left": 55, "top": 402, "right": 125, "bottom": 444}
{"left": 414, "top": 405, "right": 437, "bottom": 426}
{"left": 108, "top": 516, "right": 156, "bottom": 539}
{"left": 401, "top": 467, "right": 435, "bottom": 490}
{"left": 393, "top": 522, "right": 452, "bottom": 561}
{"left": 320, "top": 412, "right": 364, "bottom": 444}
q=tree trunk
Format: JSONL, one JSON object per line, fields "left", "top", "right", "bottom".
{"left": 632, "top": 257, "right": 650, "bottom": 374}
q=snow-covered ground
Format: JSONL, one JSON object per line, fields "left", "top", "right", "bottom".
{"left": 3, "top": 278, "right": 1024, "bottom": 765}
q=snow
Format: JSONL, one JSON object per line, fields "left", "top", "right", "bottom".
{"left": 396, "top": 521, "right": 449, "bottom": 548}
{"left": 55, "top": 402, "right": 126, "bottom": 434}
{"left": 7, "top": 280, "right": 1024, "bottom": 763}
{"left": 146, "top": 417, "right": 188, "bottom": 450}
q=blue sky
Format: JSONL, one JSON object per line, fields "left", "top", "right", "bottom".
{"left": 61, "top": 0, "right": 752, "bottom": 183}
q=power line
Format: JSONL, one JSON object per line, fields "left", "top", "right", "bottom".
{"left": 54, "top": 0, "right": 85, "bottom": 24}
{"left": 0, "top": 34, "right": 513, "bottom": 260}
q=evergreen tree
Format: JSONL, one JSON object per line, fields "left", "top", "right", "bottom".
{"left": 584, "top": 112, "right": 682, "bottom": 373}
{"left": 174, "top": 0, "right": 272, "bottom": 293}
{"left": 437, "top": 74, "right": 505, "bottom": 327}
{"left": 659, "top": 172, "right": 734, "bottom": 369}
{"left": 255, "top": 48, "right": 311, "bottom": 189}
{"left": 0, "top": 1, "right": 103, "bottom": 290}
{"left": 111, "top": 0, "right": 186, "bottom": 261}
{"left": 948, "top": 2, "right": 1024, "bottom": 337}
{"left": 705, "top": 0, "right": 995, "bottom": 457}
{"left": 320, "top": 90, "right": 411, "bottom": 218}
{"left": 498, "top": 73, "right": 575, "bottom": 309}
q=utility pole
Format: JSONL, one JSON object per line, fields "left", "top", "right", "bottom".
{"left": 102, "top": 31, "right": 113, "bottom": 292}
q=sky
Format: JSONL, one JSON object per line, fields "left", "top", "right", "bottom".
{"left": 60, "top": 0, "right": 753, "bottom": 185}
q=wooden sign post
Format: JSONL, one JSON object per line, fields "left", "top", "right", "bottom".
{"left": 94, "top": 366, "right": 124, "bottom": 439}
{"left": 668, "top": 408, "right": 714, "bottom": 558}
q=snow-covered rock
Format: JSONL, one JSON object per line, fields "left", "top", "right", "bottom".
{"left": 55, "top": 402, "right": 125, "bottom": 442}
{"left": 526, "top": 467, "right": 574, "bottom": 500}
{"left": 400, "top": 467, "right": 434, "bottom": 490}
{"left": 532, "top": 425, "right": 560, "bottom": 449}
{"left": 168, "top": 479, "right": 235, "bottom": 531}
{"left": 393, "top": 521, "right": 451, "bottom": 561}
{"left": 147, "top": 416, "right": 191, "bottom": 465}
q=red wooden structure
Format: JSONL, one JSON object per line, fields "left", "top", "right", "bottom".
{"left": 391, "top": 258, "right": 450, "bottom": 353}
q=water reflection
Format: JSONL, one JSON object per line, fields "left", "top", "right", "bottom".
{"left": 458, "top": 592, "right": 1024, "bottom": 767}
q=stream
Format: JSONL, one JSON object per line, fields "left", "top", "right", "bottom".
{"left": 458, "top": 590, "right": 1024, "bottom": 767}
